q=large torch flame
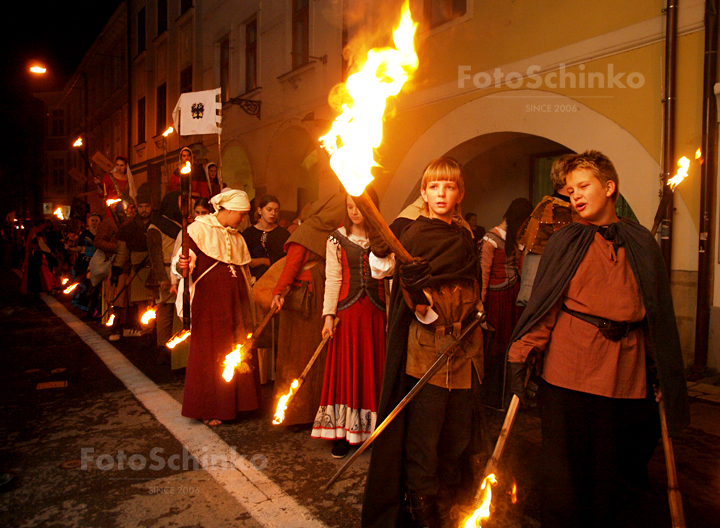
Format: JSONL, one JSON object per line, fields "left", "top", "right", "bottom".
{"left": 319, "top": 0, "right": 418, "bottom": 197}
{"left": 273, "top": 379, "right": 300, "bottom": 424}
{"left": 141, "top": 308, "right": 156, "bottom": 325}
{"left": 166, "top": 329, "right": 191, "bottom": 349}
{"left": 222, "top": 333, "right": 253, "bottom": 382}
{"left": 180, "top": 161, "right": 192, "bottom": 174}
{"left": 106, "top": 198, "right": 122, "bottom": 207}
{"left": 63, "top": 283, "right": 79, "bottom": 294}
{"left": 668, "top": 156, "right": 690, "bottom": 191}
{"left": 53, "top": 207, "right": 64, "bottom": 220}
{"left": 105, "top": 314, "right": 115, "bottom": 327}
{"left": 73, "top": 138, "right": 83, "bottom": 147}
{"left": 463, "top": 474, "right": 498, "bottom": 528}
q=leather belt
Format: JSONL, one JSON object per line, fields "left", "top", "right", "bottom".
{"left": 561, "top": 304, "right": 645, "bottom": 341}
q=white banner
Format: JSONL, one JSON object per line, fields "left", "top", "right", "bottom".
{"left": 172, "top": 88, "right": 222, "bottom": 136}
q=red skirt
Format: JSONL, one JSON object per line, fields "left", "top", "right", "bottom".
{"left": 311, "top": 296, "right": 386, "bottom": 445}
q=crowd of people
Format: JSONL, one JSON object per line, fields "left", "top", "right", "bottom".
{"left": 12, "top": 148, "right": 689, "bottom": 528}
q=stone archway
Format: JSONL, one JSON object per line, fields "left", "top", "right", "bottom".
{"left": 383, "top": 90, "right": 697, "bottom": 271}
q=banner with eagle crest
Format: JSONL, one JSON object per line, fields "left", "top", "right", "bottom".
{"left": 172, "top": 88, "right": 222, "bottom": 136}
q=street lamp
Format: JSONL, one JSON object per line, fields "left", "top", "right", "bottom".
{"left": 30, "top": 65, "right": 47, "bottom": 74}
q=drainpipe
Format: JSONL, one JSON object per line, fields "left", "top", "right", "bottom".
{"left": 660, "top": 0, "right": 679, "bottom": 276}
{"left": 694, "top": 0, "right": 719, "bottom": 369}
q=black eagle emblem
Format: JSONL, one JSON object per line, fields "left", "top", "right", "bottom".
{"left": 191, "top": 103, "right": 205, "bottom": 119}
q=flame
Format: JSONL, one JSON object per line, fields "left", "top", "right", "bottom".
{"left": 462, "top": 474, "right": 497, "bottom": 528}
{"left": 273, "top": 379, "right": 300, "bottom": 424}
{"left": 222, "top": 344, "right": 245, "bottom": 382}
{"left": 53, "top": 207, "right": 64, "bottom": 220}
{"left": 180, "top": 161, "right": 192, "bottom": 174}
{"left": 166, "top": 329, "right": 191, "bottom": 349}
{"left": 30, "top": 66, "right": 46, "bottom": 74}
{"left": 696, "top": 148, "right": 702, "bottom": 159}
{"left": 73, "top": 138, "right": 83, "bottom": 147}
{"left": 106, "top": 198, "right": 122, "bottom": 206}
{"left": 668, "top": 156, "right": 690, "bottom": 190}
{"left": 63, "top": 283, "right": 79, "bottom": 294}
{"left": 141, "top": 308, "right": 156, "bottom": 325}
{"left": 61, "top": 278, "right": 69, "bottom": 285}
{"left": 105, "top": 314, "right": 115, "bottom": 327}
{"left": 319, "top": 1, "right": 418, "bottom": 196}
{"left": 511, "top": 480, "right": 517, "bottom": 504}
{"left": 162, "top": 126, "right": 174, "bottom": 137}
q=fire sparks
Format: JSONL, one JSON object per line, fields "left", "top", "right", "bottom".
{"left": 668, "top": 156, "right": 690, "bottom": 190}
{"left": 273, "top": 379, "right": 300, "bottom": 424}
{"left": 166, "top": 329, "right": 190, "bottom": 349}
{"left": 63, "top": 283, "right": 79, "bottom": 294}
{"left": 53, "top": 207, "right": 64, "bottom": 220}
{"left": 61, "top": 278, "right": 69, "bottom": 285}
{"left": 141, "top": 308, "right": 156, "bottom": 325}
{"left": 106, "top": 198, "right": 122, "bottom": 206}
{"left": 105, "top": 314, "right": 115, "bottom": 327}
{"left": 463, "top": 474, "right": 497, "bottom": 528}
{"left": 73, "top": 137, "right": 83, "bottom": 147}
{"left": 319, "top": 0, "right": 418, "bottom": 197}
{"left": 180, "top": 161, "right": 192, "bottom": 174}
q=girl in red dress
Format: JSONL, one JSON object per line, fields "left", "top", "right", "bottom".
{"left": 311, "top": 195, "right": 387, "bottom": 458}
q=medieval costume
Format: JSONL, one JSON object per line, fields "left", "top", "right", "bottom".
{"left": 508, "top": 218, "right": 690, "bottom": 527}
{"left": 362, "top": 216, "right": 484, "bottom": 528}
{"left": 272, "top": 193, "right": 346, "bottom": 426}
{"left": 311, "top": 226, "right": 386, "bottom": 445}
{"left": 99, "top": 161, "right": 137, "bottom": 219}
{"left": 169, "top": 147, "right": 205, "bottom": 197}
{"left": 148, "top": 191, "right": 183, "bottom": 363}
{"left": 515, "top": 191, "right": 578, "bottom": 306}
{"left": 242, "top": 223, "right": 290, "bottom": 280}
{"left": 180, "top": 190, "right": 259, "bottom": 420}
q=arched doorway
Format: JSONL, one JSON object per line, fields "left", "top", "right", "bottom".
{"left": 383, "top": 89, "right": 696, "bottom": 271}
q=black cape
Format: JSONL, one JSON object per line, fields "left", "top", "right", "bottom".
{"left": 361, "top": 216, "right": 479, "bottom": 528}
{"left": 508, "top": 218, "right": 690, "bottom": 436}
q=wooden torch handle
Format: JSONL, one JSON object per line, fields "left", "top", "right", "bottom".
{"left": 352, "top": 191, "right": 414, "bottom": 265}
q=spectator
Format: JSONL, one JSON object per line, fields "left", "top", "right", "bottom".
{"left": 242, "top": 195, "right": 290, "bottom": 281}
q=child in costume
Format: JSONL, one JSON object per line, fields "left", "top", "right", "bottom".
{"left": 362, "top": 157, "right": 484, "bottom": 528}
{"left": 507, "top": 150, "right": 689, "bottom": 527}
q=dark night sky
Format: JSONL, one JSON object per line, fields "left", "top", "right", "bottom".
{"left": 2, "top": 1, "right": 123, "bottom": 94}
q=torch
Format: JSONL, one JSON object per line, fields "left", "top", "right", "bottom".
{"left": 180, "top": 160, "right": 192, "bottom": 330}
{"left": 161, "top": 127, "right": 174, "bottom": 193}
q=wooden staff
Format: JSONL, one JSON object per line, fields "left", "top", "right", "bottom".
{"left": 352, "top": 191, "right": 413, "bottom": 264}
{"left": 248, "top": 286, "right": 290, "bottom": 348}
{"left": 274, "top": 317, "right": 340, "bottom": 424}
{"left": 180, "top": 165, "right": 191, "bottom": 330}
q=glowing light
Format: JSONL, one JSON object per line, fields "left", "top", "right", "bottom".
{"left": 462, "top": 474, "right": 497, "bottom": 528}
{"left": 53, "top": 207, "right": 64, "bottom": 220}
{"left": 63, "top": 283, "right": 79, "bottom": 294}
{"left": 511, "top": 481, "right": 517, "bottom": 504}
{"left": 696, "top": 148, "right": 702, "bottom": 159}
{"left": 166, "top": 329, "right": 191, "bottom": 348}
{"left": 30, "top": 66, "right": 47, "bottom": 74}
{"left": 222, "top": 344, "right": 245, "bottom": 382}
{"left": 668, "top": 157, "right": 690, "bottom": 191}
{"left": 141, "top": 308, "right": 156, "bottom": 325}
{"left": 273, "top": 379, "right": 300, "bottom": 424}
{"left": 73, "top": 138, "right": 83, "bottom": 147}
{"left": 61, "top": 278, "right": 69, "bottom": 285}
{"left": 162, "top": 126, "right": 174, "bottom": 137}
{"left": 180, "top": 161, "right": 192, "bottom": 174}
{"left": 319, "top": 0, "right": 418, "bottom": 196}
{"left": 105, "top": 314, "right": 115, "bottom": 327}
{"left": 106, "top": 198, "right": 122, "bottom": 206}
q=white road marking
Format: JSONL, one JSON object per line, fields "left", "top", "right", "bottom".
{"left": 42, "top": 294, "right": 327, "bottom": 528}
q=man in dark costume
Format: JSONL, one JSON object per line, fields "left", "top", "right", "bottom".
{"left": 507, "top": 150, "right": 690, "bottom": 527}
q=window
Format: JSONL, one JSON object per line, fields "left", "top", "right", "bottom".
{"left": 292, "top": 0, "right": 309, "bottom": 69}
{"left": 52, "top": 158, "right": 66, "bottom": 188}
{"left": 51, "top": 109, "right": 65, "bottom": 137}
{"left": 424, "top": 0, "right": 466, "bottom": 29}
{"left": 180, "top": 66, "right": 193, "bottom": 94}
{"left": 156, "top": 83, "right": 166, "bottom": 136}
{"left": 137, "top": 7, "right": 146, "bottom": 54}
{"left": 245, "top": 19, "right": 257, "bottom": 92}
{"left": 220, "top": 37, "right": 230, "bottom": 102}
{"left": 158, "top": 0, "right": 168, "bottom": 35}
{"left": 137, "top": 97, "right": 146, "bottom": 144}
{"left": 181, "top": 0, "right": 193, "bottom": 15}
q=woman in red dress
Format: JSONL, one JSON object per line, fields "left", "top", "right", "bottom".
{"left": 176, "top": 189, "right": 258, "bottom": 426}
{"left": 311, "top": 195, "right": 386, "bottom": 458}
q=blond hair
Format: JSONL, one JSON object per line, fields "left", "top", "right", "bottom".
{"left": 420, "top": 157, "right": 465, "bottom": 225}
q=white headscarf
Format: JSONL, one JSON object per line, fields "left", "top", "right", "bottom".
{"left": 210, "top": 189, "right": 250, "bottom": 212}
